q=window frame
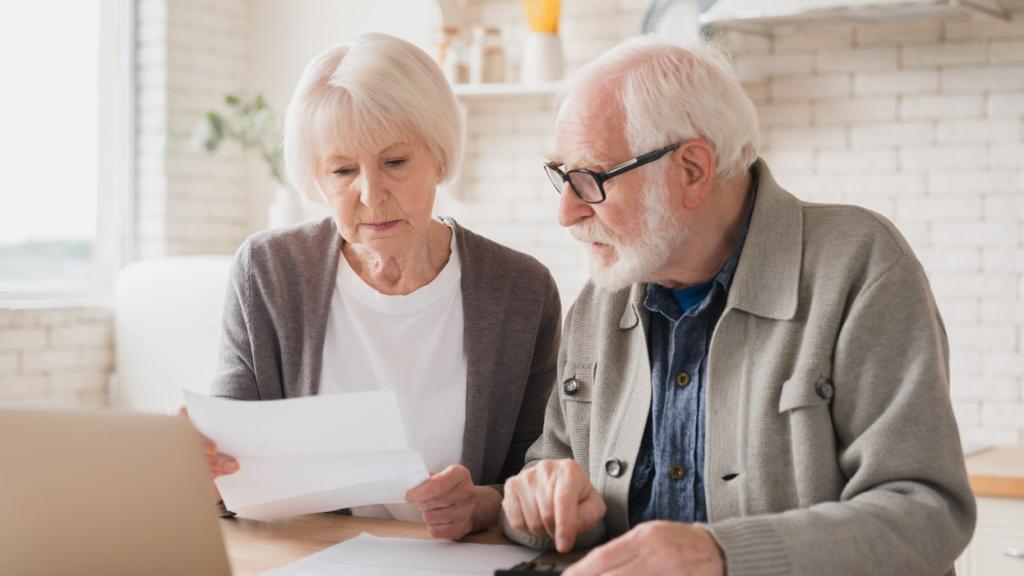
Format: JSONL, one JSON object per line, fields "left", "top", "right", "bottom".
{"left": 0, "top": 0, "right": 134, "bottom": 303}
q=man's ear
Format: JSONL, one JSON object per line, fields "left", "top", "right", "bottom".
{"left": 672, "top": 139, "right": 716, "bottom": 210}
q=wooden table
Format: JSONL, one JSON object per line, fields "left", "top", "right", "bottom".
{"left": 221, "top": 449, "right": 1024, "bottom": 575}
{"left": 220, "top": 514, "right": 562, "bottom": 576}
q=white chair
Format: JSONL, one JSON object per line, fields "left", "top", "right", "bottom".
{"left": 113, "top": 256, "right": 232, "bottom": 412}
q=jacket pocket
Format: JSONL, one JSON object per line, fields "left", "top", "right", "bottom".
{"left": 559, "top": 362, "right": 595, "bottom": 403}
{"left": 778, "top": 371, "right": 834, "bottom": 413}
{"left": 559, "top": 362, "right": 595, "bottom": 472}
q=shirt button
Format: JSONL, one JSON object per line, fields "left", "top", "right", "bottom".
{"left": 815, "top": 377, "right": 834, "bottom": 400}
{"left": 563, "top": 378, "right": 579, "bottom": 395}
{"left": 675, "top": 372, "right": 691, "bottom": 388}
{"left": 668, "top": 464, "right": 686, "bottom": 481}
{"left": 605, "top": 458, "right": 625, "bottom": 478}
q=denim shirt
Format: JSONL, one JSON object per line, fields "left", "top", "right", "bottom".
{"left": 627, "top": 180, "right": 756, "bottom": 527}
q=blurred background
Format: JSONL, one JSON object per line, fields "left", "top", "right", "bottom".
{"left": 0, "top": 0, "right": 1022, "bottom": 445}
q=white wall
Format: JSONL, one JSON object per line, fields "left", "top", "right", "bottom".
{"left": 136, "top": 0, "right": 253, "bottom": 258}
{"left": 247, "top": 0, "right": 439, "bottom": 110}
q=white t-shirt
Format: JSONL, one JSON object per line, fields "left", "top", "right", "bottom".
{"left": 318, "top": 226, "right": 467, "bottom": 522}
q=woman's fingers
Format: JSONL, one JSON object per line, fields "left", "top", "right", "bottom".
{"left": 166, "top": 403, "right": 237, "bottom": 484}
{"left": 425, "top": 516, "right": 473, "bottom": 540}
{"left": 421, "top": 496, "right": 475, "bottom": 540}
{"left": 202, "top": 436, "right": 218, "bottom": 455}
{"left": 206, "top": 453, "right": 239, "bottom": 478}
{"left": 168, "top": 403, "right": 220, "bottom": 460}
{"left": 421, "top": 499, "right": 472, "bottom": 526}
{"left": 406, "top": 464, "right": 471, "bottom": 504}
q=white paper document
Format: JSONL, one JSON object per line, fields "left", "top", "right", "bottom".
{"left": 262, "top": 533, "right": 539, "bottom": 576}
{"left": 183, "top": 390, "right": 429, "bottom": 521}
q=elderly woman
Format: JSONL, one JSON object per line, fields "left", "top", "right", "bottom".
{"left": 191, "top": 33, "right": 560, "bottom": 540}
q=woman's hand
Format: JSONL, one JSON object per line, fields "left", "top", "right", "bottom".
{"left": 167, "top": 404, "right": 239, "bottom": 501}
{"left": 405, "top": 464, "right": 502, "bottom": 540}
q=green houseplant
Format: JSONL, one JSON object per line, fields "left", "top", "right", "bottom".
{"left": 192, "top": 93, "right": 304, "bottom": 227}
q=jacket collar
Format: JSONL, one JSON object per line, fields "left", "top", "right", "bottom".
{"left": 727, "top": 159, "right": 803, "bottom": 321}
{"left": 619, "top": 158, "right": 803, "bottom": 328}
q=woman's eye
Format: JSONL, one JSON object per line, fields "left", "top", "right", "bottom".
{"left": 332, "top": 167, "right": 355, "bottom": 176}
{"left": 385, "top": 158, "right": 407, "bottom": 168}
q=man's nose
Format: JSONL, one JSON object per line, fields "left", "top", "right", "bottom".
{"left": 558, "top": 186, "right": 594, "bottom": 228}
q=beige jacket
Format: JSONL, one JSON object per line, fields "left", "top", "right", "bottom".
{"left": 503, "top": 160, "right": 976, "bottom": 576}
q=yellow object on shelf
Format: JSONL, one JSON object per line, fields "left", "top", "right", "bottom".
{"left": 523, "top": 0, "right": 561, "bottom": 33}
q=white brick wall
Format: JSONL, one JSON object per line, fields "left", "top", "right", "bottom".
{"left": 136, "top": 0, "right": 253, "bottom": 258}
{"left": 0, "top": 307, "right": 114, "bottom": 407}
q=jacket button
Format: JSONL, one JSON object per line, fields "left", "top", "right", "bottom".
{"left": 815, "top": 377, "right": 834, "bottom": 400}
{"left": 563, "top": 378, "right": 580, "bottom": 395}
{"left": 605, "top": 458, "right": 625, "bottom": 478}
{"left": 668, "top": 463, "right": 686, "bottom": 480}
{"left": 675, "top": 372, "right": 691, "bottom": 388}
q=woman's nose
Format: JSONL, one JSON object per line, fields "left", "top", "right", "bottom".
{"left": 357, "top": 169, "right": 387, "bottom": 208}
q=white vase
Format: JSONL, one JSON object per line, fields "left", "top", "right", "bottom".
{"left": 267, "top": 185, "right": 305, "bottom": 229}
{"left": 520, "top": 32, "right": 564, "bottom": 84}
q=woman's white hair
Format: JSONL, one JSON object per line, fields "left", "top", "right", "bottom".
{"left": 283, "top": 33, "right": 463, "bottom": 201}
{"left": 568, "top": 35, "right": 760, "bottom": 186}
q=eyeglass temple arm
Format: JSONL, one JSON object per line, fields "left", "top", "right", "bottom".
{"left": 603, "top": 142, "right": 683, "bottom": 179}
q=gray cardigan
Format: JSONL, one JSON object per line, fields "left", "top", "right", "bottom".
{"left": 211, "top": 217, "right": 561, "bottom": 488}
{"left": 504, "top": 160, "right": 976, "bottom": 576}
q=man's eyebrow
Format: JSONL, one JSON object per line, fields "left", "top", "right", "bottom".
{"left": 549, "top": 149, "right": 608, "bottom": 168}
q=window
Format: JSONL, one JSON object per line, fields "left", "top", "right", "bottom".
{"left": 0, "top": 0, "right": 132, "bottom": 298}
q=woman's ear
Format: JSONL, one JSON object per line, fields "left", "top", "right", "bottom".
{"left": 673, "top": 139, "right": 716, "bottom": 210}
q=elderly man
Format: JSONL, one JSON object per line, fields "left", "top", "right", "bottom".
{"left": 501, "top": 36, "right": 976, "bottom": 576}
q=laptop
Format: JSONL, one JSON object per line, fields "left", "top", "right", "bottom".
{"left": 0, "top": 408, "right": 232, "bottom": 576}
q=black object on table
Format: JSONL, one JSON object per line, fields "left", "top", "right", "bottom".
{"left": 495, "top": 560, "right": 569, "bottom": 575}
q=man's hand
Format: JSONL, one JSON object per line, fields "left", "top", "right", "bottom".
{"left": 502, "top": 459, "right": 606, "bottom": 553}
{"left": 405, "top": 464, "right": 500, "bottom": 540}
{"left": 564, "top": 521, "right": 725, "bottom": 576}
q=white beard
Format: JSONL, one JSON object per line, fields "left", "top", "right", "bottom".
{"left": 570, "top": 180, "right": 688, "bottom": 292}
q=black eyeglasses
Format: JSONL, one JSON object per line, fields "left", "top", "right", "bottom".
{"left": 544, "top": 141, "right": 683, "bottom": 204}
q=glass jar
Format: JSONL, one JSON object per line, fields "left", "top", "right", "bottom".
{"left": 468, "top": 26, "right": 505, "bottom": 84}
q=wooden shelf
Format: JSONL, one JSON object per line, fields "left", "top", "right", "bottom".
{"left": 451, "top": 82, "right": 562, "bottom": 99}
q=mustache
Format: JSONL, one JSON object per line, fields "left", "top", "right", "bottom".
{"left": 570, "top": 218, "right": 617, "bottom": 245}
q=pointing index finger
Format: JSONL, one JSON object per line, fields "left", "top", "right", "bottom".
{"left": 554, "top": 471, "right": 581, "bottom": 552}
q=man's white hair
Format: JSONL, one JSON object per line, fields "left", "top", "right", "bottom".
{"left": 566, "top": 35, "right": 760, "bottom": 186}
{"left": 283, "top": 33, "right": 463, "bottom": 202}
